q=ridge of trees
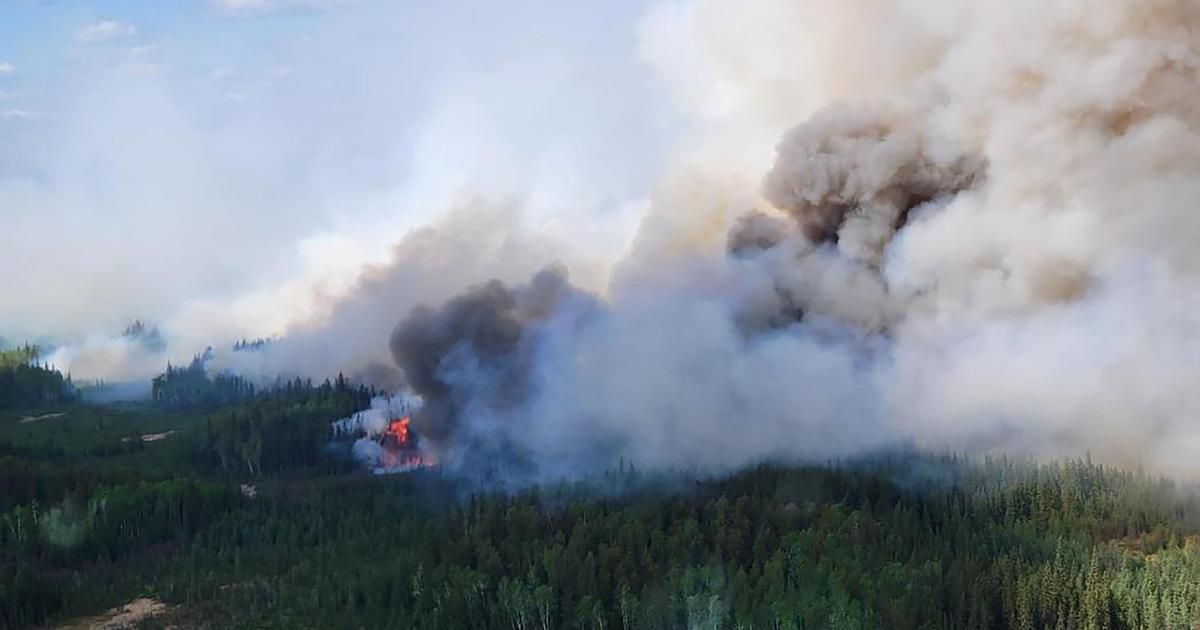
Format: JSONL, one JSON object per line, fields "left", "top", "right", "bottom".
{"left": 0, "top": 344, "right": 75, "bottom": 410}
{"left": 151, "top": 352, "right": 255, "bottom": 410}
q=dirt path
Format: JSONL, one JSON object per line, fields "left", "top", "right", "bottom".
{"left": 139, "top": 430, "right": 177, "bottom": 442}
{"left": 52, "top": 598, "right": 169, "bottom": 629}
{"left": 19, "top": 412, "right": 66, "bottom": 424}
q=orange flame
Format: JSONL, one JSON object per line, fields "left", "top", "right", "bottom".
{"left": 386, "top": 416, "right": 412, "bottom": 446}
{"left": 376, "top": 416, "right": 437, "bottom": 472}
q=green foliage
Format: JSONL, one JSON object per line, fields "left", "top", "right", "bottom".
{"left": 189, "top": 374, "right": 372, "bottom": 477}
{"left": 0, "top": 344, "right": 75, "bottom": 410}
{"left": 102, "top": 458, "right": 1197, "bottom": 630}
{"left": 151, "top": 351, "right": 255, "bottom": 410}
{"left": 4, "top": 376, "right": 1200, "bottom": 630}
{"left": 11, "top": 453, "right": 1200, "bottom": 629}
{"left": 0, "top": 345, "right": 40, "bottom": 369}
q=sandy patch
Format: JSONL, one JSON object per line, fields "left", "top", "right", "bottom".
{"left": 19, "top": 412, "right": 66, "bottom": 424}
{"left": 120, "top": 430, "right": 179, "bottom": 443}
{"left": 53, "top": 597, "right": 169, "bottom": 629}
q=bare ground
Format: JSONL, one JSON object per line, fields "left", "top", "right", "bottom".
{"left": 19, "top": 412, "right": 66, "bottom": 424}
{"left": 51, "top": 598, "right": 170, "bottom": 630}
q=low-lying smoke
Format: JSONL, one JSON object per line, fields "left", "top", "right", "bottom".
{"left": 41, "top": 322, "right": 171, "bottom": 385}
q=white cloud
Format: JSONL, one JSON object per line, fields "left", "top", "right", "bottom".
{"left": 0, "top": 109, "right": 34, "bottom": 120}
{"left": 0, "top": 62, "right": 14, "bottom": 75}
{"left": 76, "top": 21, "right": 136, "bottom": 44}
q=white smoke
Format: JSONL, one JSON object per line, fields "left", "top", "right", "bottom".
{"left": 600, "top": 0, "right": 1200, "bottom": 478}
{"left": 356, "top": 0, "right": 1200, "bottom": 482}
{"left": 1, "top": 1, "right": 671, "bottom": 384}
{"left": 13, "top": 0, "right": 1200, "bottom": 479}
{"left": 332, "top": 395, "right": 413, "bottom": 437}
{"left": 41, "top": 335, "right": 166, "bottom": 383}
{"left": 331, "top": 395, "right": 436, "bottom": 473}
{"left": 207, "top": 201, "right": 603, "bottom": 389}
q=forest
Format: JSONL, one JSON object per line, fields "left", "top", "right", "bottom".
{"left": 0, "top": 346, "right": 76, "bottom": 410}
{"left": 1, "top": 353, "right": 1199, "bottom": 629}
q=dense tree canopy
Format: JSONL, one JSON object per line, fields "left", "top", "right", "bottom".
{"left": 0, "top": 345, "right": 75, "bottom": 410}
{"left": 2, "top": 374, "right": 1199, "bottom": 629}
{"left": 151, "top": 351, "right": 255, "bottom": 410}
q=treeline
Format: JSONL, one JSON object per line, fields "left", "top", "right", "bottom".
{"left": 152, "top": 353, "right": 376, "bottom": 475}
{"left": 151, "top": 351, "right": 256, "bottom": 409}
{"left": 1, "top": 376, "right": 373, "bottom": 515}
{"left": 0, "top": 345, "right": 75, "bottom": 410}
{"left": 191, "top": 374, "right": 373, "bottom": 477}
{"left": 121, "top": 320, "right": 165, "bottom": 351}
{"left": 0, "top": 345, "right": 39, "bottom": 369}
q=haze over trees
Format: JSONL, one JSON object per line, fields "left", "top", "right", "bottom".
{"left": 2, "top": 363, "right": 1199, "bottom": 629}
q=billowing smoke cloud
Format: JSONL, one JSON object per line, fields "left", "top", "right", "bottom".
{"left": 358, "top": 0, "right": 1200, "bottom": 482}
{"left": 207, "top": 201, "right": 601, "bottom": 390}
{"left": 760, "top": 104, "right": 983, "bottom": 263}
{"left": 386, "top": 267, "right": 598, "bottom": 479}
{"left": 12, "top": 0, "right": 1200, "bottom": 481}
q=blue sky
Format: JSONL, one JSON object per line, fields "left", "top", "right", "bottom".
{"left": 0, "top": 0, "right": 681, "bottom": 351}
{"left": 1, "top": 1, "right": 304, "bottom": 89}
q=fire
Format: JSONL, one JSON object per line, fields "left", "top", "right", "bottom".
{"left": 374, "top": 416, "right": 437, "bottom": 473}
{"left": 385, "top": 416, "right": 412, "bottom": 446}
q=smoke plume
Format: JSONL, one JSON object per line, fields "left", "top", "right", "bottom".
{"left": 12, "top": 0, "right": 1200, "bottom": 482}
{"left": 208, "top": 202, "right": 597, "bottom": 391}
{"left": 359, "top": 0, "right": 1200, "bottom": 482}
{"left": 386, "top": 267, "right": 598, "bottom": 478}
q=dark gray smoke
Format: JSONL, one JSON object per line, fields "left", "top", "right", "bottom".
{"left": 389, "top": 266, "right": 597, "bottom": 471}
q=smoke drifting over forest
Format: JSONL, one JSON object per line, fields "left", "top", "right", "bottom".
{"left": 337, "top": 0, "right": 1200, "bottom": 482}
{"left": 15, "top": 0, "right": 1200, "bottom": 481}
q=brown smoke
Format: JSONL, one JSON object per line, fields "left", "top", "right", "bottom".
{"left": 761, "top": 104, "right": 984, "bottom": 266}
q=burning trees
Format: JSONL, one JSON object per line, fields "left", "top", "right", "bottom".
{"left": 375, "top": 415, "right": 435, "bottom": 471}
{"left": 332, "top": 398, "right": 438, "bottom": 474}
